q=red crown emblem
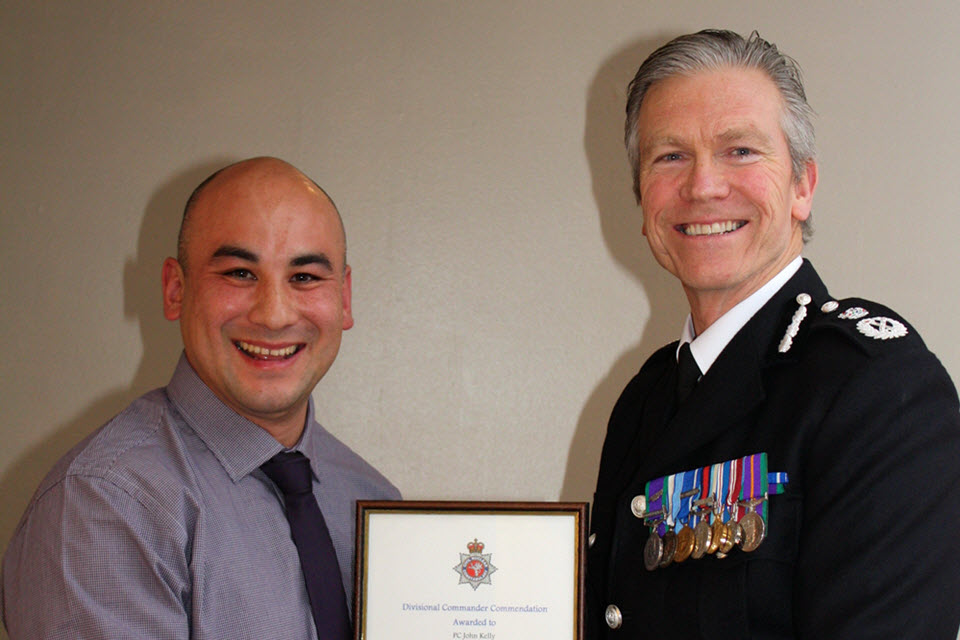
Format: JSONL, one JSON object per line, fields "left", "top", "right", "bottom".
{"left": 467, "top": 538, "right": 484, "bottom": 554}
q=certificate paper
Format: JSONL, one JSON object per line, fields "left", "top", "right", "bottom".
{"left": 354, "top": 501, "right": 586, "bottom": 640}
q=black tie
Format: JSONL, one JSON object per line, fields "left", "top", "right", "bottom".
{"left": 676, "top": 342, "right": 701, "bottom": 404}
{"left": 261, "top": 451, "right": 351, "bottom": 640}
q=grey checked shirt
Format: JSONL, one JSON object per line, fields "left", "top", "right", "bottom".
{"left": 1, "top": 355, "right": 400, "bottom": 639}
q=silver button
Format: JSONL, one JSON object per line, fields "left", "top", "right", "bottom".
{"left": 588, "top": 532, "right": 596, "bottom": 548}
{"left": 796, "top": 293, "right": 812, "bottom": 306}
{"left": 630, "top": 495, "right": 646, "bottom": 518}
{"left": 821, "top": 300, "right": 839, "bottom": 313}
{"left": 605, "top": 604, "right": 623, "bottom": 629}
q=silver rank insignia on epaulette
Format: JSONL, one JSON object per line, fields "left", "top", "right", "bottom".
{"left": 856, "top": 316, "right": 908, "bottom": 340}
{"left": 778, "top": 293, "right": 811, "bottom": 353}
{"left": 837, "top": 305, "right": 909, "bottom": 341}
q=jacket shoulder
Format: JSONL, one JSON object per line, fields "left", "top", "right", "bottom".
{"left": 792, "top": 296, "right": 928, "bottom": 359}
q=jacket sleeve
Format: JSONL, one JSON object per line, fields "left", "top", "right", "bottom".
{"left": 795, "top": 343, "right": 960, "bottom": 639}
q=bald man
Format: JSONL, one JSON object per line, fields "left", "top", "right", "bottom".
{"left": 1, "top": 158, "right": 400, "bottom": 639}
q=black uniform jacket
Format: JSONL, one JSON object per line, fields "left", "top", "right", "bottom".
{"left": 586, "top": 260, "right": 960, "bottom": 639}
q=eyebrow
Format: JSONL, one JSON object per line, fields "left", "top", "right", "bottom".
{"left": 211, "top": 245, "right": 334, "bottom": 270}
{"left": 716, "top": 126, "right": 773, "bottom": 147}
{"left": 212, "top": 245, "right": 258, "bottom": 262}
{"left": 291, "top": 253, "right": 334, "bottom": 270}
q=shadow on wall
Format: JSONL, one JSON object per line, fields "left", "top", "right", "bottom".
{"left": 560, "top": 34, "right": 688, "bottom": 503}
{"left": 0, "top": 158, "right": 232, "bottom": 551}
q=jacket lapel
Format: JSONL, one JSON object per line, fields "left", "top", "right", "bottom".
{"left": 603, "top": 346, "right": 679, "bottom": 491}
{"left": 637, "top": 260, "right": 829, "bottom": 478}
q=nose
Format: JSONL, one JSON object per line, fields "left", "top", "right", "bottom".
{"left": 680, "top": 157, "right": 729, "bottom": 202}
{"left": 248, "top": 281, "right": 297, "bottom": 330}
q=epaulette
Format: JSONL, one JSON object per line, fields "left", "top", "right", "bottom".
{"left": 775, "top": 293, "right": 919, "bottom": 358}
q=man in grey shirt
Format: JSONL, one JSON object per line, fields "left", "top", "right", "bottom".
{"left": 1, "top": 157, "right": 400, "bottom": 639}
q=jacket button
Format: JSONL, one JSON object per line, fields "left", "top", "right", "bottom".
{"left": 588, "top": 532, "right": 596, "bottom": 548}
{"left": 630, "top": 495, "right": 646, "bottom": 518}
{"left": 605, "top": 604, "right": 622, "bottom": 629}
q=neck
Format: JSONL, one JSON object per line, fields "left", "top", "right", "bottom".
{"left": 265, "top": 419, "right": 307, "bottom": 448}
{"left": 686, "top": 252, "right": 803, "bottom": 335}
{"left": 244, "top": 405, "right": 309, "bottom": 448}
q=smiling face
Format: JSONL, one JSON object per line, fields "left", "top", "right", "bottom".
{"left": 162, "top": 158, "right": 353, "bottom": 444}
{"left": 634, "top": 67, "right": 817, "bottom": 331}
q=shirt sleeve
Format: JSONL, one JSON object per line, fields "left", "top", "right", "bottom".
{"left": 2, "top": 473, "right": 191, "bottom": 639}
{"left": 795, "top": 346, "right": 960, "bottom": 639}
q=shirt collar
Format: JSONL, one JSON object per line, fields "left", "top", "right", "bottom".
{"left": 165, "top": 353, "right": 318, "bottom": 482}
{"left": 679, "top": 256, "right": 803, "bottom": 374}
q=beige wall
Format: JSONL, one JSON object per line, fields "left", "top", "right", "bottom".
{"left": 2, "top": 2, "right": 959, "bottom": 628}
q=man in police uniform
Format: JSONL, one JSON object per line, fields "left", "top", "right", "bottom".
{"left": 586, "top": 30, "right": 960, "bottom": 639}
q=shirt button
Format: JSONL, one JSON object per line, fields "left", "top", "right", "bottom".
{"left": 605, "top": 604, "right": 623, "bottom": 629}
{"left": 588, "top": 532, "right": 596, "bottom": 548}
{"left": 630, "top": 495, "right": 646, "bottom": 518}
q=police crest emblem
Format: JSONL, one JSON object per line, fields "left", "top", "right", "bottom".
{"left": 453, "top": 538, "right": 497, "bottom": 590}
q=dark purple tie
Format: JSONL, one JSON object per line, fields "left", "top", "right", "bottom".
{"left": 261, "top": 451, "right": 351, "bottom": 640}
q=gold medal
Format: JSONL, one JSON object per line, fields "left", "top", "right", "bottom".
{"left": 674, "top": 525, "right": 695, "bottom": 562}
{"left": 659, "top": 530, "right": 677, "bottom": 568}
{"left": 712, "top": 521, "right": 735, "bottom": 554}
{"left": 718, "top": 524, "right": 736, "bottom": 554}
{"left": 644, "top": 532, "right": 663, "bottom": 571}
{"left": 692, "top": 520, "right": 713, "bottom": 559}
{"left": 709, "top": 520, "right": 726, "bottom": 554}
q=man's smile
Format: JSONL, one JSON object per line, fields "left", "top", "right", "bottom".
{"left": 234, "top": 340, "right": 303, "bottom": 360}
{"left": 678, "top": 220, "right": 747, "bottom": 236}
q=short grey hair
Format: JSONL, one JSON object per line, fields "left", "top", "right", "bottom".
{"left": 625, "top": 30, "right": 816, "bottom": 239}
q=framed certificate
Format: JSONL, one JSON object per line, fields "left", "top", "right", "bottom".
{"left": 354, "top": 501, "right": 587, "bottom": 640}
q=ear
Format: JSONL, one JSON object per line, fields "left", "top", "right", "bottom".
{"left": 791, "top": 159, "right": 818, "bottom": 223}
{"left": 162, "top": 257, "right": 186, "bottom": 321}
{"left": 341, "top": 265, "right": 354, "bottom": 330}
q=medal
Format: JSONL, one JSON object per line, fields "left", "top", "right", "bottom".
{"left": 692, "top": 520, "right": 713, "bottom": 559}
{"left": 712, "top": 520, "right": 732, "bottom": 555}
{"left": 691, "top": 465, "right": 714, "bottom": 559}
{"left": 739, "top": 510, "right": 766, "bottom": 552}
{"left": 673, "top": 470, "right": 697, "bottom": 562}
{"left": 706, "top": 463, "right": 725, "bottom": 554}
{"left": 659, "top": 530, "right": 677, "bottom": 567}
{"left": 643, "top": 476, "right": 667, "bottom": 571}
{"left": 714, "top": 460, "right": 739, "bottom": 555}
{"left": 644, "top": 531, "right": 663, "bottom": 571}
{"left": 674, "top": 525, "right": 695, "bottom": 562}
{"left": 737, "top": 454, "right": 769, "bottom": 552}
{"left": 656, "top": 474, "right": 679, "bottom": 567}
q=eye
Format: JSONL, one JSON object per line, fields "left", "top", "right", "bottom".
{"left": 731, "top": 147, "right": 754, "bottom": 158}
{"left": 656, "top": 152, "right": 683, "bottom": 163}
{"left": 223, "top": 268, "right": 255, "bottom": 280}
{"left": 290, "top": 272, "right": 321, "bottom": 283}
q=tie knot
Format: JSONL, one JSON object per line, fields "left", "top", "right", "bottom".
{"left": 261, "top": 451, "right": 313, "bottom": 496}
